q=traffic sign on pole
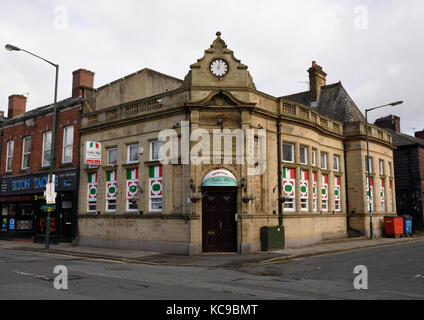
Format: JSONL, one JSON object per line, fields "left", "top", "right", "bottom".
{"left": 44, "top": 175, "right": 57, "bottom": 204}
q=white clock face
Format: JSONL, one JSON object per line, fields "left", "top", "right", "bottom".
{"left": 210, "top": 59, "right": 228, "bottom": 77}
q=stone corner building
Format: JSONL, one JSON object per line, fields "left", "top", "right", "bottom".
{"left": 77, "top": 32, "right": 396, "bottom": 254}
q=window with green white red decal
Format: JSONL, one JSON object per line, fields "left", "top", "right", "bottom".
{"left": 380, "top": 178, "right": 385, "bottom": 211}
{"left": 106, "top": 170, "right": 117, "bottom": 212}
{"left": 87, "top": 172, "right": 98, "bottom": 212}
{"left": 283, "top": 167, "right": 296, "bottom": 211}
{"left": 126, "top": 168, "right": 139, "bottom": 212}
{"left": 313, "top": 172, "right": 317, "bottom": 212}
{"left": 149, "top": 166, "right": 163, "bottom": 212}
{"left": 335, "top": 176, "right": 341, "bottom": 212}
{"left": 321, "top": 174, "right": 328, "bottom": 212}
{"left": 366, "top": 176, "right": 374, "bottom": 212}
{"left": 300, "top": 169, "right": 309, "bottom": 211}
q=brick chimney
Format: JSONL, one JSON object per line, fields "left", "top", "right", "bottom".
{"left": 308, "top": 61, "right": 327, "bottom": 102}
{"left": 8, "top": 94, "right": 27, "bottom": 118}
{"left": 415, "top": 130, "right": 424, "bottom": 140}
{"left": 374, "top": 115, "right": 400, "bottom": 133}
{"left": 72, "top": 69, "right": 95, "bottom": 98}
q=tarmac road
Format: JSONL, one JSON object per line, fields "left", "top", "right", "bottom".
{"left": 0, "top": 240, "right": 423, "bottom": 300}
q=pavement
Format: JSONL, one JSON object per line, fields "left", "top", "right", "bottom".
{"left": 1, "top": 235, "right": 423, "bottom": 268}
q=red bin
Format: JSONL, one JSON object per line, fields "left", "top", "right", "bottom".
{"left": 384, "top": 216, "right": 404, "bottom": 237}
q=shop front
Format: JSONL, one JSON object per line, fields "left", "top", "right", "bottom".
{"left": 0, "top": 168, "right": 78, "bottom": 243}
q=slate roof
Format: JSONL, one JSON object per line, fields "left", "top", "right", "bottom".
{"left": 281, "top": 82, "right": 366, "bottom": 124}
{"left": 0, "top": 96, "right": 83, "bottom": 126}
{"left": 383, "top": 128, "right": 424, "bottom": 148}
{"left": 281, "top": 90, "right": 311, "bottom": 106}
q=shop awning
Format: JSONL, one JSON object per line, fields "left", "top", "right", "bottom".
{"left": 201, "top": 169, "right": 238, "bottom": 187}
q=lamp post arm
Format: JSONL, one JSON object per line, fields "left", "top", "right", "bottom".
{"left": 365, "top": 101, "right": 403, "bottom": 113}
{"left": 49, "top": 64, "right": 59, "bottom": 184}
{"left": 19, "top": 48, "right": 58, "bottom": 68}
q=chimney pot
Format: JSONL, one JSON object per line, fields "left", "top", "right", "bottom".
{"left": 72, "top": 69, "right": 95, "bottom": 98}
{"left": 8, "top": 94, "right": 27, "bottom": 118}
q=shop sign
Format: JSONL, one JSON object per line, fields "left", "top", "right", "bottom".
{"left": 0, "top": 169, "right": 77, "bottom": 196}
{"left": 201, "top": 169, "right": 238, "bottom": 187}
{"left": 85, "top": 142, "right": 102, "bottom": 165}
{"left": 1, "top": 218, "right": 7, "bottom": 230}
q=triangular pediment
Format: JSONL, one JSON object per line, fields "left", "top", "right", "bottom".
{"left": 184, "top": 32, "right": 256, "bottom": 90}
{"left": 186, "top": 90, "right": 256, "bottom": 108}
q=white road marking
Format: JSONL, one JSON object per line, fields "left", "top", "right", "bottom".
{"left": 13, "top": 270, "right": 52, "bottom": 281}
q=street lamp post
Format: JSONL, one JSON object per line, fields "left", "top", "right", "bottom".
{"left": 5, "top": 44, "right": 59, "bottom": 250}
{"left": 365, "top": 100, "right": 403, "bottom": 239}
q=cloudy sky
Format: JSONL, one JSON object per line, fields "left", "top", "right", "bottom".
{"left": 1, "top": 0, "right": 423, "bottom": 134}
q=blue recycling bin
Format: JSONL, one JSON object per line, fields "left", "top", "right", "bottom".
{"left": 403, "top": 215, "right": 413, "bottom": 236}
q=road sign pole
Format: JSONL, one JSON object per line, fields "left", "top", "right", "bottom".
{"left": 44, "top": 178, "right": 57, "bottom": 251}
{"left": 45, "top": 211, "right": 51, "bottom": 250}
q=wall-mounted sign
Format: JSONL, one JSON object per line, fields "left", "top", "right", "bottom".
{"left": 45, "top": 178, "right": 57, "bottom": 204}
{"left": 0, "top": 169, "right": 78, "bottom": 196}
{"left": 84, "top": 141, "right": 102, "bottom": 165}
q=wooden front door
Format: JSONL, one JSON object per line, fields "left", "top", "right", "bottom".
{"left": 202, "top": 190, "right": 237, "bottom": 252}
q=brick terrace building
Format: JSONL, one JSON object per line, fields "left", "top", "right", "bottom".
{"left": 375, "top": 115, "right": 424, "bottom": 231}
{"left": 0, "top": 69, "right": 93, "bottom": 243}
